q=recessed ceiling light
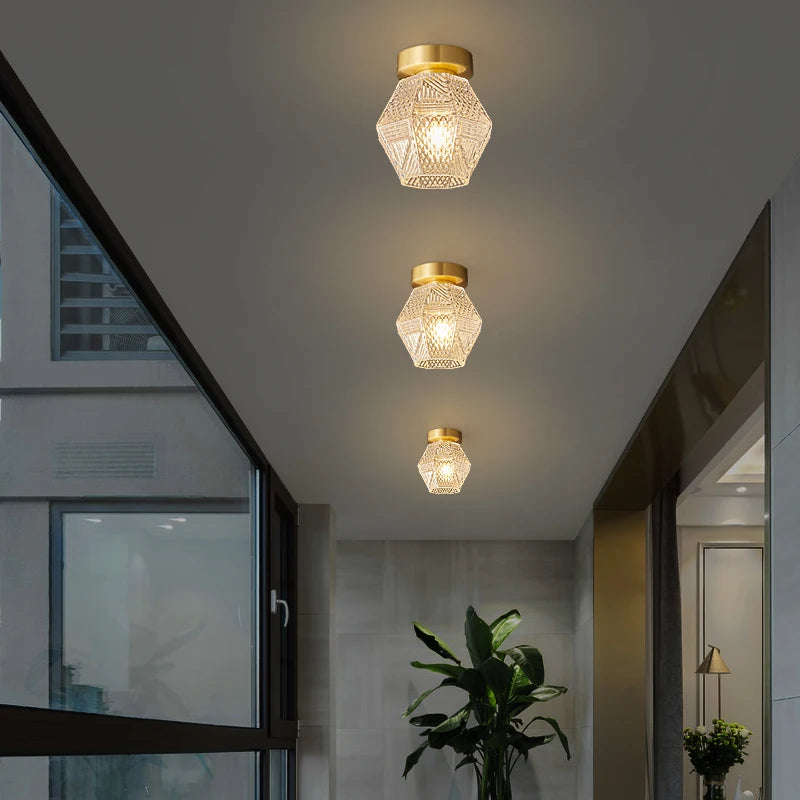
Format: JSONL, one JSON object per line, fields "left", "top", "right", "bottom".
{"left": 169, "top": 517, "right": 187, "bottom": 523}
{"left": 736, "top": 486, "right": 748, "bottom": 494}
{"left": 418, "top": 428, "right": 471, "bottom": 494}
{"left": 157, "top": 524, "right": 174, "bottom": 530}
{"left": 396, "top": 263, "right": 482, "bottom": 369}
{"left": 84, "top": 518, "right": 102, "bottom": 523}
{"left": 377, "top": 44, "right": 492, "bottom": 189}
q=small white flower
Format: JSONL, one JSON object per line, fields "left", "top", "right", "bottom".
{"left": 696, "top": 725, "right": 707, "bottom": 734}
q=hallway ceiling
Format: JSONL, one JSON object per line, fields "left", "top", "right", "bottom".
{"left": 3, "top": 1, "right": 800, "bottom": 539}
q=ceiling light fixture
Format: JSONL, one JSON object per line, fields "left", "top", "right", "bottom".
{"left": 397, "top": 262, "right": 482, "bottom": 369}
{"left": 418, "top": 428, "right": 471, "bottom": 494}
{"left": 376, "top": 44, "right": 492, "bottom": 189}
{"left": 736, "top": 486, "right": 748, "bottom": 494}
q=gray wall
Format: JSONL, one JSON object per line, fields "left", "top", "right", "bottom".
{"left": 297, "top": 505, "right": 337, "bottom": 800}
{"left": 573, "top": 516, "right": 593, "bottom": 800}
{"left": 770, "top": 163, "right": 800, "bottom": 797}
{"left": 334, "top": 540, "right": 577, "bottom": 800}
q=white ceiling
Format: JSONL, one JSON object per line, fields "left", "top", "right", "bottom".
{"left": 3, "top": 1, "right": 800, "bottom": 539}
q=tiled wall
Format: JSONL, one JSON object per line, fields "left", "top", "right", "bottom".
{"left": 573, "top": 516, "right": 593, "bottom": 800}
{"left": 297, "top": 505, "right": 336, "bottom": 800}
{"left": 334, "top": 540, "right": 577, "bottom": 800}
{"left": 770, "top": 168, "right": 800, "bottom": 798}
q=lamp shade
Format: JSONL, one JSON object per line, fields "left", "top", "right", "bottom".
{"left": 396, "top": 263, "right": 482, "bottom": 369}
{"left": 418, "top": 428, "right": 471, "bottom": 494}
{"left": 377, "top": 45, "right": 492, "bottom": 189}
{"left": 696, "top": 645, "right": 731, "bottom": 675}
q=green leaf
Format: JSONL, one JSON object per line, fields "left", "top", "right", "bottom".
{"left": 465, "top": 607, "right": 493, "bottom": 667}
{"left": 479, "top": 657, "right": 514, "bottom": 703}
{"left": 402, "top": 684, "right": 439, "bottom": 718}
{"left": 507, "top": 697, "right": 536, "bottom": 716}
{"left": 402, "top": 678, "right": 457, "bottom": 718}
{"left": 409, "top": 713, "right": 448, "bottom": 728}
{"left": 507, "top": 731, "right": 555, "bottom": 758}
{"left": 448, "top": 725, "right": 488, "bottom": 755}
{"left": 506, "top": 646, "right": 545, "bottom": 688}
{"left": 428, "top": 726, "right": 467, "bottom": 750}
{"left": 456, "top": 668, "right": 487, "bottom": 697}
{"left": 403, "top": 743, "right": 428, "bottom": 778}
{"left": 454, "top": 755, "right": 477, "bottom": 771}
{"left": 427, "top": 707, "right": 470, "bottom": 750}
{"left": 410, "top": 661, "right": 464, "bottom": 679}
{"left": 413, "top": 622, "right": 462, "bottom": 665}
{"left": 489, "top": 609, "right": 521, "bottom": 650}
{"left": 430, "top": 705, "right": 470, "bottom": 735}
{"left": 529, "top": 716, "right": 571, "bottom": 760}
{"left": 529, "top": 684, "right": 568, "bottom": 702}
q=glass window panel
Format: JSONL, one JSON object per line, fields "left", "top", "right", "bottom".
{"left": 53, "top": 195, "right": 168, "bottom": 359}
{"left": 0, "top": 108, "right": 259, "bottom": 726}
{"left": 269, "top": 751, "right": 289, "bottom": 800}
{"left": 55, "top": 511, "right": 254, "bottom": 725}
{"left": 0, "top": 753, "right": 256, "bottom": 799}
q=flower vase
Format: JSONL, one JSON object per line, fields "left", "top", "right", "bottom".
{"left": 703, "top": 776, "right": 725, "bottom": 800}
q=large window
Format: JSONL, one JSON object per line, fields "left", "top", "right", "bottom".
{"left": 52, "top": 196, "right": 168, "bottom": 360}
{"left": 0, "top": 54, "right": 297, "bottom": 798}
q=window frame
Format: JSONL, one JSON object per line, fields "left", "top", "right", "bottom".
{"left": 0, "top": 49, "right": 298, "bottom": 798}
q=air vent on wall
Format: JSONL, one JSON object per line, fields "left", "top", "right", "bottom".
{"left": 55, "top": 441, "right": 157, "bottom": 479}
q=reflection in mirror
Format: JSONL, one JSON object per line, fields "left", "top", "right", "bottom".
{"left": 0, "top": 110, "right": 258, "bottom": 727}
{"left": 677, "top": 407, "right": 765, "bottom": 799}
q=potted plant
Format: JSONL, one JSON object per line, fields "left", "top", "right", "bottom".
{"left": 682, "top": 719, "right": 751, "bottom": 800}
{"left": 402, "top": 606, "right": 570, "bottom": 800}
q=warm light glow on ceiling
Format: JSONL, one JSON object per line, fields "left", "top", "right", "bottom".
{"left": 717, "top": 436, "right": 765, "bottom": 484}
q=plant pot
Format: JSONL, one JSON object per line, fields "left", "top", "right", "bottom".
{"left": 703, "top": 776, "right": 725, "bottom": 800}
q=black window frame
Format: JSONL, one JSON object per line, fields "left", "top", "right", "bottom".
{"left": 0, "top": 49, "right": 298, "bottom": 798}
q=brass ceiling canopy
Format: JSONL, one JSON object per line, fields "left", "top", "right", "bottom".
{"left": 396, "top": 44, "right": 474, "bottom": 79}
{"left": 427, "top": 427, "right": 462, "bottom": 444}
{"left": 411, "top": 262, "right": 468, "bottom": 288}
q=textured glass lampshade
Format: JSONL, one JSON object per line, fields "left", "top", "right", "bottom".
{"left": 418, "top": 439, "right": 471, "bottom": 494}
{"left": 377, "top": 71, "right": 492, "bottom": 189}
{"left": 396, "top": 282, "right": 482, "bottom": 369}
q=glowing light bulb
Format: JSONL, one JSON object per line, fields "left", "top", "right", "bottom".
{"left": 421, "top": 116, "right": 456, "bottom": 160}
{"left": 430, "top": 316, "right": 456, "bottom": 347}
{"left": 438, "top": 461, "right": 456, "bottom": 479}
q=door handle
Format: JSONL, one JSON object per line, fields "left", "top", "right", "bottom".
{"left": 270, "top": 589, "right": 290, "bottom": 629}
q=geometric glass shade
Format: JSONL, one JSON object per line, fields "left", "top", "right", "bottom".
{"left": 418, "top": 431, "right": 471, "bottom": 494}
{"left": 377, "top": 71, "right": 492, "bottom": 189}
{"left": 396, "top": 281, "right": 482, "bottom": 369}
